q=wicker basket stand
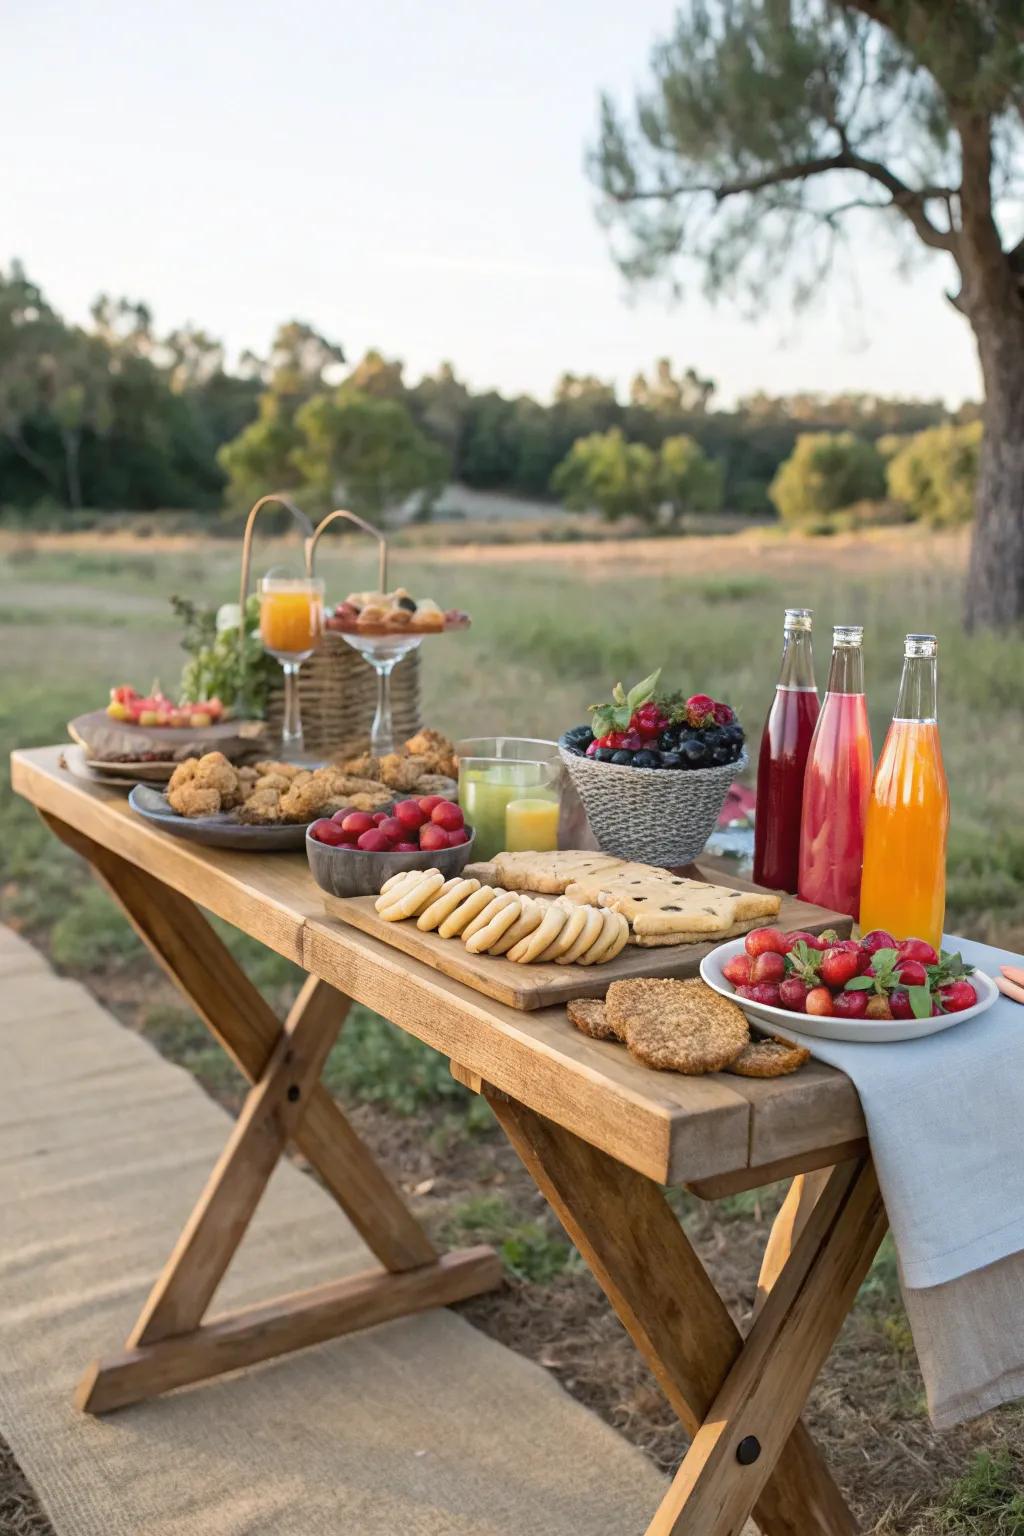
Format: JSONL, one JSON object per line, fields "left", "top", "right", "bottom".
{"left": 266, "top": 635, "right": 421, "bottom": 760}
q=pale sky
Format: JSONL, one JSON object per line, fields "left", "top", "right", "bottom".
{"left": 5, "top": 0, "right": 981, "bottom": 408}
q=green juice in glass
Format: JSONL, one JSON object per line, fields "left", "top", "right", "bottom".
{"left": 460, "top": 763, "right": 554, "bottom": 862}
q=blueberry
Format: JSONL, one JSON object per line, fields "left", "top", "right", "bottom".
{"left": 611, "top": 749, "right": 634, "bottom": 766}
{"left": 724, "top": 723, "right": 745, "bottom": 747}
{"left": 681, "top": 738, "right": 708, "bottom": 768}
{"left": 563, "top": 723, "right": 594, "bottom": 754}
{"left": 659, "top": 751, "right": 683, "bottom": 769}
{"left": 702, "top": 727, "right": 724, "bottom": 750}
{"left": 633, "top": 749, "right": 660, "bottom": 768}
{"left": 657, "top": 729, "right": 678, "bottom": 751}
{"left": 711, "top": 744, "right": 732, "bottom": 766}
{"left": 728, "top": 742, "right": 744, "bottom": 762}
{"left": 594, "top": 747, "right": 616, "bottom": 763}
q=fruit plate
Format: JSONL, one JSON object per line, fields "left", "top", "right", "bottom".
{"left": 63, "top": 744, "right": 176, "bottom": 787}
{"left": 700, "top": 936, "right": 1000, "bottom": 1044}
{"left": 68, "top": 711, "right": 267, "bottom": 767}
{"left": 128, "top": 784, "right": 308, "bottom": 851}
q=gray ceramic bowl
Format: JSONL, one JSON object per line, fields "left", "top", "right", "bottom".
{"left": 306, "top": 823, "right": 476, "bottom": 898}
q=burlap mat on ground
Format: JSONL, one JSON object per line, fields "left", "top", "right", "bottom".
{"left": 0, "top": 924, "right": 669, "bottom": 1536}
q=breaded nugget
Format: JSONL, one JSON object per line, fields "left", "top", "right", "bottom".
{"left": 404, "top": 728, "right": 454, "bottom": 759}
{"left": 168, "top": 758, "right": 199, "bottom": 794}
{"left": 168, "top": 783, "right": 222, "bottom": 818}
{"left": 255, "top": 760, "right": 302, "bottom": 779}
{"left": 606, "top": 978, "right": 749, "bottom": 1075}
{"left": 193, "top": 751, "right": 239, "bottom": 797}
{"left": 340, "top": 753, "right": 379, "bottom": 779}
{"left": 254, "top": 773, "right": 292, "bottom": 794}
{"left": 235, "top": 788, "right": 283, "bottom": 824}
{"left": 377, "top": 754, "right": 426, "bottom": 792}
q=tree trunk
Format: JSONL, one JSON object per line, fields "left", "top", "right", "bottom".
{"left": 964, "top": 311, "right": 1024, "bottom": 629}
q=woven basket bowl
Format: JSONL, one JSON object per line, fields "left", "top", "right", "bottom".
{"left": 266, "top": 634, "right": 421, "bottom": 759}
{"left": 558, "top": 736, "right": 748, "bottom": 867}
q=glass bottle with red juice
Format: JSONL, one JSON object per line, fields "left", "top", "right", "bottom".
{"left": 753, "top": 608, "right": 820, "bottom": 892}
{"left": 798, "top": 624, "right": 874, "bottom": 919}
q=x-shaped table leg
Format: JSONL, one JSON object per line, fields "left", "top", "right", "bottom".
{"left": 485, "top": 1085, "right": 885, "bottom": 1536}
{"left": 42, "top": 813, "right": 502, "bottom": 1414}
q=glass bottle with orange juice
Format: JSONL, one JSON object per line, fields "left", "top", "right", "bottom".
{"left": 859, "top": 634, "right": 949, "bottom": 952}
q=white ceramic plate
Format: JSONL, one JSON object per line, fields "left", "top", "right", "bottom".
{"left": 700, "top": 936, "right": 999, "bottom": 1044}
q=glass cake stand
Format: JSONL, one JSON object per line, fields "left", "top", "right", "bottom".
{"left": 340, "top": 630, "right": 425, "bottom": 756}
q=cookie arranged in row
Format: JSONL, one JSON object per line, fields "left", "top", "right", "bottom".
{"left": 374, "top": 870, "right": 628, "bottom": 967}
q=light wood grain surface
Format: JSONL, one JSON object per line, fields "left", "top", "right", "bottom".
{"left": 13, "top": 746, "right": 866, "bottom": 1186}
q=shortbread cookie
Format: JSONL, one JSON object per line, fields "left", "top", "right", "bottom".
{"left": 508, "top": 904, "right": 568, "bottom": 963}
{"left": 378, "top": 870, "right": 445, "bottom": 921}
{"left": 438, "top": 885, "right": 498, "bottom": 939}
{"left": 628, "top": 917, "right": 758, "bottom": 948}
{"left": 375, "top": 869, "right": 426, "bottom": 912}
{"left": 462, "top": 890, "right": 519, "bottom": 943}
{"left": 536, "top": 903, "right": 590, "bottom": 963}
{"left": 555, "top": 905, "right": 606, "bottom": 965}
{"left": 727, "top": 1036, "right": 809, "bottom": 1078}
{"left": 566, "top": 998, "right": 623, "bottom": 1042}
{"left": 593, "top": 912, "right": 629, "bottom": 965}
{"left": 577, "top": 909, "right": 627, "bottom": 966}
{"left": 489, "top": 897, "right": 545, "bottom": 955}
{"left": 416, "top": 877, "right": 480, "bottom": 932}
{"left": 607, "top": 978, "right": 748, "bottom": 1074}
{"left": 493, "top": 850, "right": 623, "bottom": 895}
{"left": 465, "top": 896, "right": 523, "bottom": 954}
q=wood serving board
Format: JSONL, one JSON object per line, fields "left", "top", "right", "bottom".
{"left": 322, "top": 861, "right": 851, "bottom": 1012}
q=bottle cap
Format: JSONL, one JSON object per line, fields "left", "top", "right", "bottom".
{"left": 905, "top": 633, "right": 937, "bottom": 657}
{"left": 783, "top": 608, "right": 813, "bottom": 631}
{"left": 833, "top": 624, "right": 864, "bottom": 646}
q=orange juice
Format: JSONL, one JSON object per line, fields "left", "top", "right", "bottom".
{"left": 505, "top": 796, "right": 559, "bottom": 852}
{"left": 260, "top": 585, "right": 323, "bottom": 658}
{"left": 859, "top": 636, "right": 948, "bottom": 951}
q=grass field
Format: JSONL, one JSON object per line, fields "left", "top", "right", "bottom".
{"left": 2, "top": 523, "right": 1024, "bottom": 1534}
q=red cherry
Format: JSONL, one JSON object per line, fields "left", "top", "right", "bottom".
{"left": 805, "top": 986, "right": 834, "bottom": 1017}
{"left": 357, "top": 828, "right": 391, "bottom": 852}
{"left": 833, "top": 991, "right": 869, "bottom": 1020}
{"left": 721, "top": 954, "right": 752, "bottom": 986}
{"left": 331, "top": 807, "right": 352, "bottom": 824}
{"left": 431, "top": 802, "right": 464, "bottom": 832}
{"left": 819, "top": 946, "right": 862, "bottom": 988}
{"left": 394, "top": 798, "right": 427, "bottom": 830}
{"left": 341, "top": 811, "right": 375, "bottom": 837}
{"left": 938, "top": 979, "right": 978, "bottom": 1013}
{"left": 894, "top": 957, "right": 928, "bottom": 988}
{"left": 446, "top": 828, "right": 470, "bottom": 847}
{"left": 860, "top": 929, "right": 897, "bottom": 956}
{"left": 736, "top": 982, "right": 781, "bottom": 1007}
{"left": 372, "top": 811, "right": 390, "bottom": 825}
{"left": 419, "top": 823, "right": 449, "bottom": 851}
{"left": 418, "top": 795, "right": 445, "bottom": 815}
{"left": 377, "top": 816, "right": 404, "bottom": 842}
{"left": 779, "top": 977, "right": 809, "bottom": 1012}
{"left": 750, "top": 951, "right": 785, "bottom": 984}
{"left": 889, "top": 989, "right": 913, "bottom": 1020}
{"left": 897, "top": 937, "right": 939, "bottom": 966}
{"left": 310, "top": 818, "right": 346, "bottom": 845}
{"left": 744, "top": 927, "right": 786, "bottom": 958}
{"left": 393, "top": 841, "right": 419, "bottom": 852}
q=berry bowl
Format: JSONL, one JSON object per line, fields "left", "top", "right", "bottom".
{"left": 700, "top": 936, "right": 999, "bottom": 1045}
{"left": 306, "top": 823, "right": 476, "bottom": 899}
{"left": 559, "top": 732, "right": 746, "bottom": 867}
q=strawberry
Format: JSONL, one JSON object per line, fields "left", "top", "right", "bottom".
{"left": 722, "top": 954, "right": 752, "bottom": 986}
{"left": 894, "top": 957, "right": 928, "bottom": 988}
{"left": 937, "top": 980, "right": 978, "bottom": 1013}
{"left": 779, "top": 977, "right": 809, "bottom": 1012}
{"left": 805, "top": 986, "right": 834, "bottom": 1017}
{"left": 685, "top": 693, "right": 716, "bottom": 728}
{"left": 712, "top": 701, "right": 734, "bottom": 725}
{"left": 888, "top": 989, "right": 913, "bottom": 1020}
{"left": 865, "top": 995, "right": 894, "bottom": 1021}
{"left": 833, "top": 991, "right": 869, "bottom": 1020}
{"left": 750, "top": 951, "right": 785, "bottom": 984}
{"left": 897, "top": 937, "right": 939, "bottom": 966}
{"left": 745, "top": 927, "right": 786, "bottom": 958}
{"left": 860, "top": 929, "right": 897, "bottom": 957}
{"left": 820, "top": 946, "right": 862, "bottom": 988}
{"left": 621, "top": 731, "right": 644, "bottom": 751}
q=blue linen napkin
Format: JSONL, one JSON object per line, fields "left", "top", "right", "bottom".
{"left": 779, "top": 934, "right": 1024, "bottom": 1290}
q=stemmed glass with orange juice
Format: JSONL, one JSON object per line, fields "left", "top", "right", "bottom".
{"left": 859, "top": 635, "right": 949, "bottom": 952}
{"left": 257, "top": 573, "right": 324, "bottom": 759}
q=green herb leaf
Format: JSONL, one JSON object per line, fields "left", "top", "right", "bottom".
{"left": 871, "top": 948, "right": 900, "bottom": 971}
{"left": 908, "top": 985, "right": 933, "bottom": 1020}
{"left": 612, "top": 682, "right": 627, "bottom": 706}
{"left": 845, "top": 976, "right": 874, "bottom": 991}
{"left": 626, "top": 668, "right": 662, "bottom": 712}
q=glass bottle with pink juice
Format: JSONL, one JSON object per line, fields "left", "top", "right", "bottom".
{"left": 753, "top": 608, "right": 820, "bottom": 893}
{"left": 798, "top": 625, "right": 874, "bottom": 919}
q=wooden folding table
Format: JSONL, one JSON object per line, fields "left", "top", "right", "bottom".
{"left": 12, "top": 745, "right": 885, "bottom": 1536}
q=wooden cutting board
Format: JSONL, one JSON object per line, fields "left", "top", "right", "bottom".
{"left": 322, "top": 862, "right": 850, "bottom": 1012}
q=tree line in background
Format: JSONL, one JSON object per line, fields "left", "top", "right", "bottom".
{"left": 0, "top": 260, "right": 978, "bottom": 529}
